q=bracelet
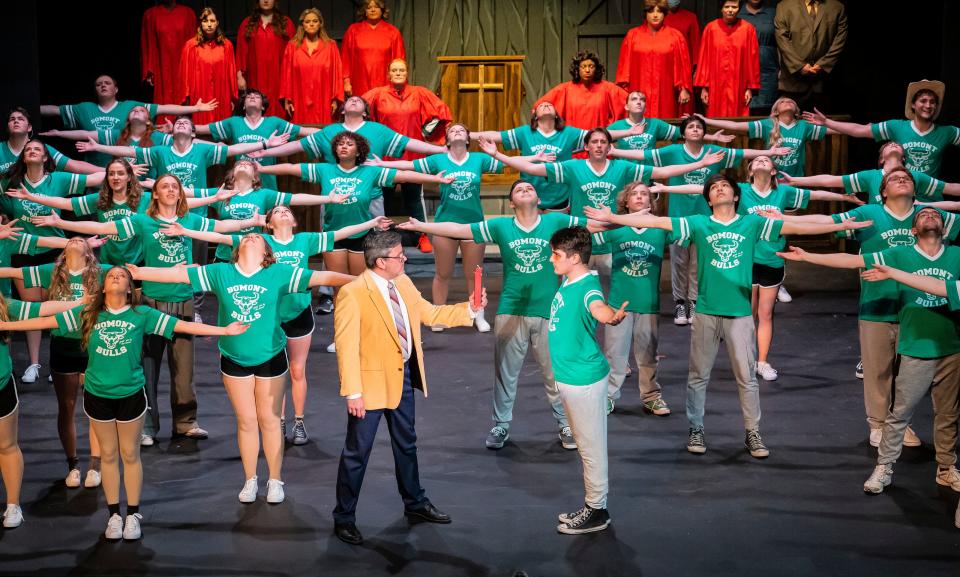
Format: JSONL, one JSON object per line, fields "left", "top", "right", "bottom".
{"left": 261, "top": 141, "right": 267, "bottom": 150}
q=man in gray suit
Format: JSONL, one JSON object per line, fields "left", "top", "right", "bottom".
{"left": 774, "top": 0, "right": 847, "bottom": 110}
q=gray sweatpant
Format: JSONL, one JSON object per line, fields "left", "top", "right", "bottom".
{"left": 558, "top": 376, "right": 609, "bottom": 510}
{"left": 603, "top": 312, "right": 662, "bottom": 403}
{"left": 670, "top": 244, "right": 698, "bottom": 303}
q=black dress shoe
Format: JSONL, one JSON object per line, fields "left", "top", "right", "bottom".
{"left": 334, "top": 522, "right": 363, "bottom": 545}
{"left": 405, "top": 502, "right": 452, "bottom": 524}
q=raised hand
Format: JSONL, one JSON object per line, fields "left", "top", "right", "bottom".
{"left": 477, "top": 137, "right": 498, "bottom": 156}
{"left": 711, "top": 129, "right": 735, "bottom": 144}
{"left": 328, "top": 192, "right": 350, "bottom": 204}
{"left": 436, "top": 170, "right": 455, "bottom": 185}
{"left": 364, "top": 153, "right": 385, "bottom": 167}
{"left": 756, "top": 208, "right": 784, "bottom": 219}
{"left": 5, "top": 187, "right": 29, "bottom": 200}
{"left": 264, "top": 130, "right": 291, "bottom": 148}
{"left": 214, "top": 187, "right": 238, "bottom": 202}
{"left": 76, "top": 137, "right": 98, "bottom": 153}
{"left": 769, "top": 146, "right": 792, "bottom": 157}
{"left": 0, "top": 219, "right": 22, "bottom": 240}
{"left": 802, "top": 107, "right": 828, "bottom": 126}
{"left": 195, "top": 98, "right": 218, "bottom": 112}
{"left": 702, "top": 150, "right": 727, "bottom": 166}
{"left": 29, "top": 213, "right": 61, "bottom": 227}
{"left": 131, "top": 163, "right": 149, "bottom": 178}
{"left": 860, "top": 265, "right": 891, "bottom": 282}
{"left": 373, "top": 215, "right": 394, "bottom": 230}
{"left": 85, "top": 235, "right": 107, "bottom": 249}
{"left": 532, "top": 150, "right": 557, "bottom": 163}
{"left": 609, "top": 302, "right": 629, "bottom": 326}
{"left": 776, "top": 246, "right": 809, "bottom": 261}
{"left": 159, "top": 222, "right": 187, "bottom": 237}
{"left": 397, "top": 217, "right": 423, "bottom": 231}
{"left": 124, "top": 263, "right": 142, "bottom": 279}
{"left": 840, "top": 217, "right": 873, "bottom": 230}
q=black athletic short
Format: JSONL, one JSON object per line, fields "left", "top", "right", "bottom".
{"left": 50, "top": 336, "right": 88, "bottom": 375}
{"left": 12, "top": 248, "right": 61, "bottom": 269}
{"left": 220, "top": 349, "right": 289, "bottom": 378}
{"left": 332, "top": 235, "right": 365, "bottom": 253}
{"left": 83, "top": 388, "right": 148, "bottom": 422}
{"left": 280, "top": 306, "right": 315, "bottom": 339}
{"left": 0, "top": 378, "right": 17, "bottom": 419}
{"left": 752, "top": 263, "right": 785, "bottom": 288}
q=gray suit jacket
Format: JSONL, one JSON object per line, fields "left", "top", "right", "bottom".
{"left": 774, "top": 0, "right": 847, "bottom": 92}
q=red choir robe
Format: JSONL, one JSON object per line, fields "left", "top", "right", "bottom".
{"left": 141, "top": 3, "right": 196, "bottom": 106}
{"left": 178, "top": 39, "right": 237, "bottom": 125}
{"left": 236, "top": 15, "right": 295, "bottom": 117}
{"left": 694, "top": 19, "right": 760, "bottom": 117}
{"left": 362, "top": 84, "right": 452, "bottom": 160}
{"left": 341, "top": 20, "right": 406, "bottom": 98}
{"left": 615, "top": 24, "right": 691, "bottom": 119}
{"left": 534, "top": 81, "right": 628, "bottom": 130}
{"left": 279, "top": 39, "right": 344, "bottom": 125}
{"left": 664, "top": 8, "right": 700, "bottom": 115}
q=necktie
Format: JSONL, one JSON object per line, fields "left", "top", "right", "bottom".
{"left": 387, "top": 281, "right": 409, "bottom": 354}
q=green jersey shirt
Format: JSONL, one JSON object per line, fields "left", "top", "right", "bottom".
{"left": 0, "top": 141, "right": 70, "bottom": 174}
{"left": 842, "top": 168, "right": 945, "bottom": 205}
{"left": 71, "top": 192, "right": 152, "bottom": 265}
{"left": 96, "top": 129, "right": 173, "bottom": 182}
{"left": 608, "top": 117, "right": 679, "bottom": 151}
{"left": 264, "top": 232, "right": 334, "bottom": 322}
{"left": 736, "top": 183, "right": 810, "bottom": 267}
{"left": 747, "top": 119, "right": 825, "bottom": 177}
{"left": 865, "top": 245, "right": 960, "bottom": 358}
{"left": 649, "top": 144, "right": 744, "bottom": 217}
{"left": 0, "top": 172, "right": 87, "bottom": 248}
{"left": 471, "top": 213, "right": 586, "bottom": 318}
{"left": 0, "top": 299, "right": 42, "bottom": 388}
{"left": 413, "top": 152, "right": 503, "bottom": 223}
{"left": 301, "top": 164, "right": 394, "bottom": 237}
{"left": 500, "top": 125, "right": 588, "bottom": 209}
{"left": 946, "top": 279, "right": 960, "bottom": 311}
{"left": 205, "top": 187, "right": 292, "bottom": 261}
{"left": 55, "top": 304, "right": 176, "bottom": 398}
{"left": 301, "top": 121, "right": 409, "bottom": 162}
{"left": 134, "top": 142, "right": 229, "bottom": 214}
{"left": 208, "top": 116, "right": 301, "bottom": 189}
{"left": 593, "top": 227, "right": 673, "bottom": 314}
{"left": 23, "top": 263, "right": 106, "bottom": 339}
{"left": 60, "top": 100, "right": 159, "bottom": 167}
{"left": 0, "top": 234, "right": 39, "bottom": 297}
{"left": 672, "top": 213, "right": 784, "bottom": 317}
{"left": 548, "top": 271, "right": 609, "bottom": 385}
{"left": 188, "top": 263, "right": 312, "bottom": 366}
{"left": 871, "top": 119, "right": 960, "bottom": 177}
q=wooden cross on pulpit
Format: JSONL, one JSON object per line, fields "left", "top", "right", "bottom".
{"left": 455, "top": 64, "right": 504, "bottom": 132}
{"left": 438, "top": 55, "right": 525, "bottom": 135}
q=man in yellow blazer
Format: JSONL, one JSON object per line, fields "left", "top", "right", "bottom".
{"left": 332, "top": 229, "right": 487, "bottom": 545}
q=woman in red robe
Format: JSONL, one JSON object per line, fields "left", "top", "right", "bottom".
{"left": 236, "top": 0, "right": 294, "bottom": 117}
{"left": 141, "top": 1, "right": 196, "bottom": 107}
{"left": 616, "top": 0, "right": 692, "bottom": 119}
{"left": 694, "top": 1, "right": 760, "bottom": 117}
{"left": 341, "top": 0, "right": 406, "bottom": 98}
{"left": 177, "top": 7, "right": 237, "bottom": 125}
{"left": 534, "top": 52, "right": 628, "bottom": 130}
{"left": 279, "top": 8, "right": 343, "bottom": 125}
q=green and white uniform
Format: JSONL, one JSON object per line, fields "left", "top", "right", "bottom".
{"left": 95, "top": 129, "right": 173, "bottom": 182}
{"left": 23, "top": 263, "right": 106, "bottom": 338}
{"left": 300, "top": 164, "right": 395, "bottom": 238}
{"left": 842, "top": 168, "right": 945, "bottom": 205}
{"left": 413, "top": 152, "right": 503, "bottom": 223}
{"left": 648, "top": 144, "right": 744, "bottom": 217}
{"left": 548, "top": 272, "right": 609, "bottom": 385}
{"left": 871, "top": 119, "right": 960, "bottom": 177}
{"left": 0, "top": 141, "right": 71, "bottom": 174}
{"left": 499, "top": 125, "right": 587, "bottom": 209}
{"left": 188, "top": 263, "right": 312, "bottom": 366}
{"left": 199, "top": 187, "right": 292, "bottom": 261}
{"left": 264, "top": 232, "right": 335, "bottom": 322}
{"left": 133, "top": 142, "right": 229, "bottom": 214}
{"left": 70, "top": 192, "right": 152, "bottom": 265}
{"left": 207, "top": 116, "right": 302, "bottom": 189}
{"left": 608, "top": 117, "right": 679, "bottom": 152}
{"left": 0, "top": 172, "right": 87, "bottom": 250}
{"left": 301, "top": 121, "right": 409, "bottom": 162}
{"left": 593, "top": 227, "right": 674, "bottom": 314}
{"left": 736, "top": 183, "right": 810, "bottom": 268}
{"left": 59, "top": 100, "right": 160, "bottom": 167}
{"left": 0, "top": 299, "right": 44, "bottom": 389}
{"left": 0, "top": 234, "right": 39, "bottom": 297}
{"left": 747, "top": 119, "right": 825, "bottom": 177}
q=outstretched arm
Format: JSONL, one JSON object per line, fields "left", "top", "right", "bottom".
{"left": 397, "top": 217, "right": 473, "bottom": 240}
{"left": 38, "top": 299, "right": 88, "bottom": 316}
{"left": 802, "top": 108, "right": 873, "bottom": 139}
{"left": 331, "top": 216, "right": 393, "bottom": 241}
{"left": 0, "top": 316, "right": 59, "bottom": 331}
{"left": 173, "top": 318, "right": 249, "bottom": 337}
{"left": 589, "top": 300, "right": 628, "bottom": 326}
{"left": 126, "top": 264, "right": 191, "bottom": 284}
{"left": 584, "top": 205, "right": 673, "bottom": 231}
{"left": 39, "top": 129, "right": 98, "bottom": 142}
{"left": 257, "top": 163, "right": 302, "bottom": 177}
{"left": 700, "top": 116, "right": 750, "bottom": 133}
{"left": 403, "top": 138, "right": 447, "bottom": 156}
{"left": 649, "top": 150, "right": 726, "bottom": 180}
{"left": 780, "top": 217, "right": 872, "bottom": 236}
{"left": 158, "top": 222, "right": 234, "bottom": 246}
{"left": 29, "top": 212, "right": 119, "bottom": 236}
{"left": 5, "top": 188, "right": 74, "bottom": 211}
{"left": 919, "top": 200, "right": 960, "bottom": 211}
{"left": 776, "top": 246, "right": 865, "bottom": 268}
{"left": 470, "top": 131, "right": 503, "bottom": 143}
{"left": 287, "top": 192, "right": 349, "bottom": 206}
{"left": 156, "top": 99, "right": 219, "bottom": 117}
{"left": 477, "top": 138, "right": 547, "bottom": 176}
{"left": 226, "top": 131, "right": 290, "bottom": 157}
{"left": 809, "top": 190, "right": 864, "bottom": 205}
{"left": 394, "top": 169, "right": 455, "bottom": 186}
{"left": 307, "top": 270, "right": 355, "bottom": 288}
{"left": 0, "top": 267, "right": 24, "bottom": 280}
{"left": 781, "top": 173, "right": 844, "bottom": 189}
{"left": 249, "top": 139, "right": 306, "bottom": 159}
{"left": 76, "top": 139, "right": 136, "bottom": 158}
{"left": 861, "top": 264, "right": 948, "bottom": 296}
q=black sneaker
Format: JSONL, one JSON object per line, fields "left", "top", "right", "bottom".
{"left": 558, "top": 504, "right": 587, "bottom": 524}
{"left": 556, "top": 505, "right": 610, "bottom": 535}
{"left": 674, "top": 302, "right": 688, "bottom": 326}
{"left": 315, "top": 294, "right": 334, "bottom": 315}
{"left": 292, "top": 418, "right": 308, "bottom": 445}
{"left": 687, "top": 427, "right": 706, "bottom": 454}
{"left": 280, "top": 418, "right": 286, "bottom": 440}
{"left": 855, "top": 360, "right": 864, "bottom": 379}
{"left": 745, "top": 428, "right": 769, "bottom": 458}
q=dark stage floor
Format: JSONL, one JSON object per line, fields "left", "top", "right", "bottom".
{"left": 1, "top": 276, "right": 959, "bottom": 577}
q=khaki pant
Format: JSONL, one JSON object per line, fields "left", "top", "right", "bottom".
{"left": 492, "top": 315, "right": 565, "bottom": 431}
{"left": 859, "top": 320, "right": 899, "bottom": 429}
{"left": 142, "top": 296, "right": 198, "bottom": 437}
{"left": 670, "top": 244, "right": 698, "bottom": 303}
{"left": 604, "top": 312, "right": 662, "bottom": 403}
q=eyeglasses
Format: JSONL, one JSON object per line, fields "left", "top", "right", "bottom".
{"left": 380, "top": 254, "right": 407, "bottom": 262}
{"left": 888, "top": 176, "right": 912, "bottom": 185}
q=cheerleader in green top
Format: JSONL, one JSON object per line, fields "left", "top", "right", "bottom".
{"left": 0, "top": 266, "right": 247, "bottom": 540}
{"left": 128, "top": 234, "right": 354, "bottom": 505}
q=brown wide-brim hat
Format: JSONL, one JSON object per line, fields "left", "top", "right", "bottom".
{"left": 905, "top": 80, "right": 945, "bottom": 120}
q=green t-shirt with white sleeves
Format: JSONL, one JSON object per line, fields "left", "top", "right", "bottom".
{"left": 23, "top": 263, "right": 106, "bottom": 340}
{"left": 413, "top": 152, "right": 503, "bottom": 223}
{"left": 499, "top": 125, "right": 588, "bottom": 209}
{"left": 59, "top": 100, "right": 159, "bottom": 167}
{"left": 671, "top": 213, "right": 784, "bottom": 317}
{"left": 832, "top": 204, "right": 960, "bottom": 322}
{"left": 736, "top": 183, "right": 810, "bottom": 267}
{"left": 471, "top": 213, "right": 586, "bottom": 318}
{"left": 205, "top": 187, "right": 291, "bottom": 261}
{"left": 548, "top": 271, "right": 609, "bottom": 385}
{"left": 864, "top": 244, "right": 960, "bottom": 358}
{"left": 0, "top": 141, "right": 71, "bottom": 174}
{"left": 71, "top": 192, "right": 152, "bottom": 265}
{"left": 0, "top": 298, "right": 42, "bottom": 388}
{"left": 134, "top": 142, "right": 229, "bottom": 214}
{"left": 188, "top": 263, "right": 312, "bottom": 366}
{"left": 300, "top": 164, "right": 394, "bottom": 237}
{"left": 871, "top": 119, "right": 960, "bottom": 177}
{"left": 301, "top": 121, "right": 410, "bottom": 162}
{"left": 946, "top": 280, "right": 960, "bottom": 311}
{"left": 0, "top": 234, "right": 39, "bottom": 297}
{"left": 96, "top": 130, "right": 173, "bottom": 182}
{"left": 608, "top": 117, "right": 679, "bottom": 152}
{"left": 649, "top": 144, "right": 745, "bottom": 217}
{"left": 208, "top": 116, "right": 302, "bottom": 189}
{"left": 54, "top": 304, "right": 176, "bottom": 398}
{"left": 265, "top": 232, "right": 334, "bottom": 322}
{"left": 747, "top": 119, "right": 825, "bottom": 177}
{"left": 0, "top": 172, "right": 87, "bottom": 248}
{"left": 842, "top": 168, "right": 946, "bottom": 205}
{"left": 593, "top": 227, "right": 673, "bottom": 314}
{"left": 114, "top": 212, "right": 215, "bottom": 301}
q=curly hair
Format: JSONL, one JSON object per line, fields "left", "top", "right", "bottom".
{"left": 80, "top": 266, "right": 141, "bottom": 350}
{"left": 331, "top": 131, "right": 370, "bottom": 165}
{"left": 195, "top": 7, "right": 226, "bottom": 45}
{"left": 293, "top": 8, "right": 332, "bottom": 45}
{"left": 356, "top": 0, "right": 390, "bottom": 21}
{"left": 147, "top": 174, "right": 190, "bottom": 218}
{"left": 98, "top": 158, "right": 144, "bottom": 213}
{"left": 616, "top": 182, "right": 657, "bottom": 215}
{"left": 2, "top": 138, "right": 56, "bottom": 187}
{"left": 243, "top": 1, "right": 291, "bottom": 40}
{"left": 230, "top": 233, "right": 277, "bottom": 267}
{"left": 49, "top": 240, "right": 101, "bottom": 302}
{"left": 568, "top": 51, "right": 605, "bottom": 84}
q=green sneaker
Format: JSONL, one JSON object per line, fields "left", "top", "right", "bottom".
{"left": 642, "top": 398, "right": 671, "bottom": 416}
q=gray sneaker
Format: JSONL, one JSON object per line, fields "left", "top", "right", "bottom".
{"left": 745, "top": 428, "right": 770, "bottom": 458}
{"left": 292, "top": 419, "right": 308, "bottom": 446}
{"left": 864, "top": 464, "right": 893, "bottom": 494}
{"left": 485, "top": 426, "right": 509, "bottom": 450}
{"left": 559, "top": 426, "right": 577, "bottom": 450}
{"left": 687, "top": 427, "right": 706, "bottom": 454}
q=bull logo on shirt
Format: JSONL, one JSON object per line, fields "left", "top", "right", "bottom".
{"left": 449, "top": 178, "right": 473, "bottom": 201}
{"left": 273, "top": 251, "right": 301, "bottom": 266}
{"left": 94, "top": 320, "right": 135, "bottom": 356}
{"left": 168, "top": 165, "right": 196, "bottom": 189}
{"left": 586, "top": 189, "right": 611, "bottom": 208}
{"left": 516, "top": 244, "right": 543, "bottom": 269}
{"left": 232, "top": 289, "right": 266, "bottom": 316}
{"left": 906, "top": 146, "right": 933, "bottom": 173}
{"left": 778, "top": 146, "right": 799, "bottom": 167}
{"left": 624, "top": 247, "right": 651, "bottom": 276}
{"left": 99, "top": 326, "right": 131, "bottom": 350}
{"left": 21, "top": 200, "right": 51, "bottom": 218}
{"left": 707, "top": 232, "right": 744, "bottom": 270}
{"left": 626, "top": 134, "right": 654, "bottom": 150}
{"left": 331, "top": 178, "right": 359, "bottom": 204}
{"left": 226, "top": 204, "right": 255, "bottom": 221}
{"left": 684, "top": 168, "right": 709, "bottom": 186}
{"left": 157, "top": 233, "right": 186, "bottom": 261}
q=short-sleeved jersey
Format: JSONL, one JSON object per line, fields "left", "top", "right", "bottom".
{"left": 0, "top": 234, "right": 39, "bottom": 297}
{"left": 946, "top": 279, "right": 960, "bottom": 311}
{"left": 471, "top": 213, "right": 586, "bottom": 317}
{"left": 301, "top": 121, "right": 409, "bottom": 162}
{"left": 0, "top": 141, "right": 70, "bottom": 174}
{"left": 0, "top": 172, "right": 87, "bottom": 247}
{"left": 865, "top": 245, "right": 960, "bottom": 358}
{"left": 872, "top": 119, "right": 960, "bottom": 177}
{"left": 671, "top": 213, "right": 784, "bottom": 317}
{"left": 115, "top": 212, "right": 215, "bottom": 301}
{"left": 593, "top": 227, "right": 674, "bottom": 314}
{"left": 96, "top": 130, "right": 173, "bottom": 182}
{"left": 71, "top": 192, "right": 152, "bottom": 265}
{"left": 747, "top": 119, "right": 825, "bottom": 177}
{"left": 59, "top": 100, "right": 160, "bottom": 167}
{"left": 23, "top": 263, "right": 106, "bottom": 339}
{"left": 55, "top": 304, "right": 176, "bottom": 398}
{"left": 833, "top": 204, "right": 960, "bottom": 322}
{"left": 499, "top": 126, "right": 588, "bottom": 209}
{"left": 207, "top": 116, "right": 302, "bottom": 189}
{"left": 301, "top": 164, "right": 394, "bottom": 237}
{"left": 413, "top": 152, "right": 502, "bottom": 223}
{"left": 135, "top": 142, "right": 229, "bottom": 213}
{"left": 0, "top": 299, "right": 42, "bottom": 387}
{"left": 608, "top": 117, "right": 679, "bottom": 151}
{"left": 649, "top": 144, "right": 744, "bottom": 217}
{"left": 842, "top": 168, "right": 945, "bottom": 205}
{"left": 548, "top": 272, "right": 609, "bottom": 385}
{"left": 205, "top": 188, "right": 291, "bottom": 261}
{"left": 736, "top": 183, "right": 810, "bottom": 267}
{"left": 188, "top": 263, "right": 312, "bottom": 366}
{"left": 264, "top": 232, "right": 334, "bottom": 322}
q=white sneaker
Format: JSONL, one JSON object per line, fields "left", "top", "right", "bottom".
{"left": 756, "top": 361, "right": 779, "bottom": 381}
{"left": 431, "top": 325, "right": 445, "bottom": 333}
{"left": 869, "top": 428, "right": 882, "bottom": 448}
{"left": 777, "top": 285, "right": 793, "bottom": 303}
{"left": 21, "top": 363, "right": 40, "bottom": 384}
{"left": 104, "top": 513, "right": 124, "bottom": 540}
{"left": 123, "top": 513, "right": 143, "bottom": 540}
{"left": 239, "top": 476, "right": 258, "bottom": 503}
{"left": 326, "top": 342, "right": 336, "bottom": 353}
{"left": 864, "top": 464, "right": 893, "bottom": 494}
{"left": 904, "top": 426, "right": 922, "bottom": 447}
{"left": 84, "top": 469, "right": 101, "bottom": 488}
{"left": 474, "top": 311, "right": 491, "bottom": 333}
{"left": 140, "top": 434, "right": 155, "bottom": 447}
{"left": 65, "top": 468, "right": 81, "bottom": 488}
{"left": 193, "top": 312, "right": 203, "bottom": 324}
{"left": 3, "top": 504, "right": 23, "bottom": 528}
{"left": 266, "top": 479, "right": 285, "bottom": 504}
{"left": 936, "top": 466, "right": 960, "bottom": 492}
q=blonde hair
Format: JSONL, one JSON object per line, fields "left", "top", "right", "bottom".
{"left": 49, "top": 241, "right": 101, "bottom": 302}
{"left": 767, "top": 97, "right": 799, "bottom": 147}
{"left": 80, "top": 266, "right": 140, "bottom": 350}
{"left": 146, "top": 174, "right": 190, "bottom": 219}
{"left": 616, "top": 182, "right": 656, "bottom": 215}
{"left": 293, "top": 8, "right": 332, "bottom": 45}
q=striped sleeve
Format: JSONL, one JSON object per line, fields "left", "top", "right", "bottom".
{"left": 24, "top": 266, "right": 43, "bottom": 289}
{"left": 758, "top": 216, "right": 783, "bottom": 242}
{"left": 146, "top": 307, "right": 176, "bottom": 339}
{"left": 98, "top": 129, "right": 115, "bottom": 146}
{"left": 274, "top": 192, "right": 292, "bottom": 206}
{"left": 472, "top": 220, "right": 495, "bottom": 244}
{"left": 947, "top": 280, "right": 960, "bottom": 311}
{"left": 209, "top": 144, "right": 228, "bottom": 166}
{"left": 951, "top": 126, "right": 960, "bottom": 146}
{"left": 60, "top": 105, "right": 78, "bottom": 128}
{"left": 916, "top": 173, "right": 941, "bottom": 201}
{"left": 54, "top": 306, "right": 82, "bottom": 336}
{"left": 570, "top": 215, "right": 586, "bottom": 227}
{"left": 14, "top": 233, "right": 38, "bottom": 256}
{"left": 808, "top": 123, "right": 827, "bottom": 141}
{"left": 583, "top": 288, "right": 605, "bottom": 308}
{"left": 65, "top": 173, "right": 86, "bottom": 196}
{"left": 747, "top": 120, "right": 765, "bottom": 140}
{"left": 592, "top": 231, "right": 606, "bottom": 246}
{"left": 484, "top": 154, "right": 504, "bottom": 173}
{"left": 376, "top": 168, "right": 397, "bottom": 187}
{"left": 663, "top": 123, "right": 680, "bottom": 141}
{"left": 302, "top": 134, "right": 325, "bottom": 160}
{"left": 188, "top": 265, "right": 213, "bottom": 293}
{"left": 544, "top": 162, "right": 564, "bottom": 183}
{"left": 412, "top": 158, "right": 431, "bottom": 173}
{"left": 871, "top": 121, "right": 890, "bottom": 142}
{"left": 832, "top": 209, "right": 858, "bottom": 240}
{"left": 500, "top": 129, "right": 519, "bottom": 151}
{"left": 208, "top": 121, "right": 228, "bottom": 142}
{"left": 287, "top": 266, "right": 311, "bottom": 293}
{"left": 789, "top": 187, "right": 811, "bottom": 210}
{"left": 863, "top": 251, "right": 885, "bottom": 269}
{"left": 671, "top": 217, "right": 692, "bottom": 245}
{"left": 317, "top": 231, "right": 334, "bottom": 254}
{"left": 7, "top": 299, "right": 37, "bottom": 321}
{"left": 843, "top": 171, "right": 866, "bottom": 194}
{"left": 115, "top": 217, "right": 137, "bottom": 240}
{"left": 384, "top": 128, "right": 408, "bottom": 158}
{"left": 301, "top": 163, "right": 321, "bottom": 183}
{"left": 940, "top": 210, "right": 958, "bottom": 241}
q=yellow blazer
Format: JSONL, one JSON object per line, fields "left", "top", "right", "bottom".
{"left": 334, "top": 270, "right": 473, "bottom": 410}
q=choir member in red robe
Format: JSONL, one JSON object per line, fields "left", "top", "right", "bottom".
{"left": 695, "top": 1, "right": 761, "bottom": 117}
{"left": 341, "top": 0, "right": 406, "bottom": 98}
{"left": 177, "top": 7, "right": 237, "bottom": 125}
{"left": 616, "top": 0, "right": 691, "bottom": 119}
{"left": 279, "top": 8, "right": 344, "bottom": 125}
{"left": 534, "top": 52, "right": 628, "bottom": 130}
{"left": 236, "top": 0, "right": 294, "bottom": 117}
{"left": 664, "top": 1, "right": 701, "bottom": 68}
{"left": 141, "top": 1, "right": 196, "bottom": 107}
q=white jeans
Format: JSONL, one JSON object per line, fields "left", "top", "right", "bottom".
{"left": 558, "top": 376, "right": 608, "bottom": 510}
